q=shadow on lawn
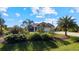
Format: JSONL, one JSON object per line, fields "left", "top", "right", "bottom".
{"left": 62, "top": 41, "right": 70, "bottom": 45}
{"left": 0, "top": 37, "right": 71, "bottom": 51}
{"left": 32, "top": 41, "right": 47, "bottom": 51}
{"left": 70, "top": 36, "right": 79, "bottom": 42}
{"left": 32, "top": 40, "right": 58, "bottom": 51}
{"left": 54, "top": 37, "right": 70, "bottom": 45}
{"left": 0, "top": 41, "right": 29, "bottom": 51}
{"left": 0, "top": 43, "right": 16, "bottom": 51}
{"left": 45, "top": 40, "right": 58, "bottom": 48}
{"left": 17, "top": 42, "right": 29, "bottom": 51}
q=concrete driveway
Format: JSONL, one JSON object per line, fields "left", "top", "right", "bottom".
{"left": 55, "top": 31, "right": 79, "bottom": 37}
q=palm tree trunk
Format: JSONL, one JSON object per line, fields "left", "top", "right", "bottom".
{"left": 64, "top": 28, "right": 67, "bottom": 36}
{"left": 65, "top": 30, "right": 67, "bottom": 36}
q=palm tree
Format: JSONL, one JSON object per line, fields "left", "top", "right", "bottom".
{"left": 0, "top": 16, "right": 5, "bottom": 35}
{"left": 21, "top": 19, "right": 34, "bottom": 31}
{"left": 57, "top": 16, "right": 77, "bottom": 36}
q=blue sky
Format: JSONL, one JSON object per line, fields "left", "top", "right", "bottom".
{"left": 0, "top": 7, "right": 79, "bottom": 27}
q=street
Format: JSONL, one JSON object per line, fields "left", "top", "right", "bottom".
{"left": 55, "top": 31, "right": 79, "bottom": 37}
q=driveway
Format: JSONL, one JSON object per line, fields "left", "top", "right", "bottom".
{"left": 55, "top": 31, "right": 79, "bottom": 37}
{"left": 0, "top": 37, "right": 5, "bottom": 43}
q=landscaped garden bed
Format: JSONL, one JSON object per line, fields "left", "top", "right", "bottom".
{"left": 0, "top": 32, "right": 79, "bottom": 51}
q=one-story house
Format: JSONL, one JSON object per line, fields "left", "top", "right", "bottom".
{"left": 30, "top": 22, "right": 55, "bottom": 32}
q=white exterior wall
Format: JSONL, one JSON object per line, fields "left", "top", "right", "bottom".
{"left": 44, "top": 27, "right": 50, "bottom": 32}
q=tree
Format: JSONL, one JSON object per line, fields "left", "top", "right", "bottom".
{"left": 0, "top": 16, "right": 5, "bottom": 35}
{"left": 21, "top": 19, "right": 34, "bottom": 31}
{"left": 57, "top": 16, "right": 77, "bottom": 36}
{"left": 10, "top": 25, "right": 22, "bottom": 34}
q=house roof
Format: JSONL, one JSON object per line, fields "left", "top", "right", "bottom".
{"left": 37, "top": 22, "right": 54, "bottom": 28}
{"left": 32, "top": 22, "right": 54, "bottom": 28}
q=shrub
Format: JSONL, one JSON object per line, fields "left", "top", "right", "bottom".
{"left": 20, "top": 30, "right": 29, "bottom": 35}
{"left": 5, "top": 34, "right": 27, "bottom": 43}
{"left": 4, "top": 31, "right": 11, "bottom": 35}
{"left": 41, "top": 33, "right": 53, "bottom": 41}
{"left": 10, "top": 28, "right": 19, "bottom": 34}
{"left": 9, "top": 25, "right": 23, "bottom": 34}
{"left": 36, "top": 30, "right": 44, "bottom": 33}
{"left": 29, "top": 33, "right": 42, "bottom": 41}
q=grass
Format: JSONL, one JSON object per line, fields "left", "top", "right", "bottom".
{"left": 51, "top": 43, "right": 79, "bottom": 51}
{"left": 50, "top": 35, "right": 79, "bottom": 51}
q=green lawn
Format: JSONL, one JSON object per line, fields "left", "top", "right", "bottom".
{"left": 51, "top": 43, "right": 79, "bottom": 51}
{"left": 51, "top": 34, "right": 79, "bottom": 51}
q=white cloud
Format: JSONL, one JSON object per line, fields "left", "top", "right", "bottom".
{"left": 31, "top": 7, "right": 40, "bottom": 15}
{"left": 2, "top": 12, "right": 8, "bottom": 16}
{"left": 70, "top": 9, "right": 74, "bottom": 13}
{"left": 31, "top": 7, "right": 58, "bottom": 18}
{"left": 44, "top": 18, "right": 53, "bottom": 24}
{"left": 36, "top": 15, "right": 44, "bottom": 18}
{"left": 73, "top": 7, "right": 79, "bottom": 13}
{"left": 0, "top": 7, "right": 9, "bottom": 17}
{"left": 15, "top": 13, "right": 20, "bottom": 17}
{"left": 44, "top": 18, "right": 57, "bottom": 27}
{"left": 0, "top": 7, "right": 8, "bottom": 12}
{"left": 42, "top": 7, "right": 57, "bottom": 15}
{"left": 71, "top": 16, "right": 75, "bottom": 19}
